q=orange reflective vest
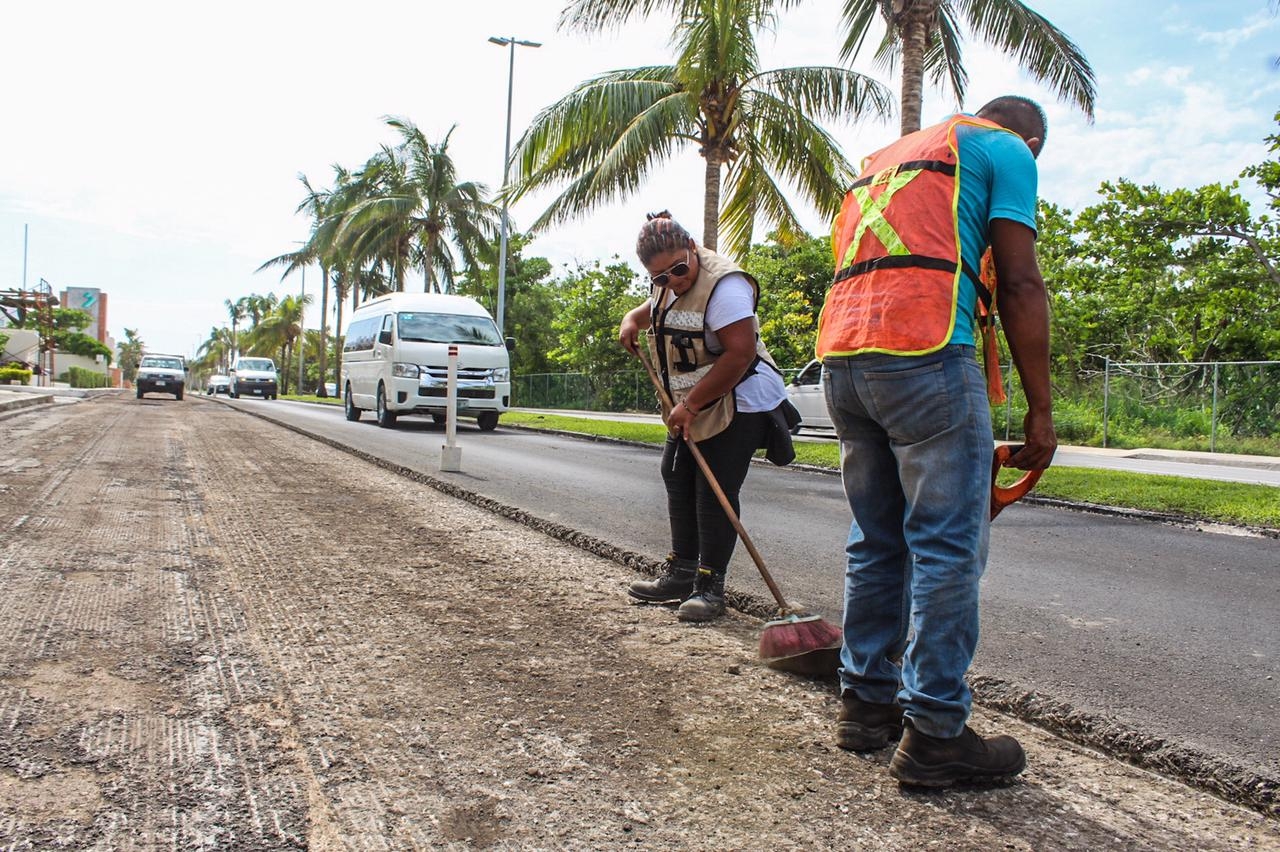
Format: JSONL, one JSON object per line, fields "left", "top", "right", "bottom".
{"left": 817, "top": 115, "right": 1011, "bottom": 364}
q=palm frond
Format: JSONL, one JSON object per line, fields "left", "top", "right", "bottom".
{"left": 961, "top": 0, "right": 1096, "bottom": 120}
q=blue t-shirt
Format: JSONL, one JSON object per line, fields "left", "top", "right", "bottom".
{"left": 950, "top": 121, "right": 1039, "bottom": 346}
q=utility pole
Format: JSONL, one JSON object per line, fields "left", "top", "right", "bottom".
{"left": 488, "top": 35, "right": 541, "bottom": 337}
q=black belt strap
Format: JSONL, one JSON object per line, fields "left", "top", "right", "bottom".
{"left": 849, "top": 158, "right": 955, "bottom": 189}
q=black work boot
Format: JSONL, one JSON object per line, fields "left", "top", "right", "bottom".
{"left": 628, "top": 554, "right": 698, "bottom": 603}
{"left": 676, "top": 568, "right": 726, "bottom": 622}
{"left": 836, "top": 691, "right": 904, "bottom": 751}
{"left": 889, "top": 721, "right": 1026, "bottom": 787}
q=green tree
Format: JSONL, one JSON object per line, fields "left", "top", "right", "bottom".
{"left": 455, "top": 233, "right": 559, "bottom": 376}
{"left": 16, "top": 307, "right": 112, "bottom": 362}
{"left": 550, "top": 259, "right": 648, "bottom": 375}
{"left": 515, "top": 0, "right": 892, "bottom": 256}
{"left": 838, "top": 0, "right": 1096, "bottom": 135}
{"left": 117, "top": 328, "right": 145, "bottom": 382}
{"left": 744, "top": 231, "right": 834, "bottom": 368}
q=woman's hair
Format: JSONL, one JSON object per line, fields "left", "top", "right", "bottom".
{"left": 636, "top": 211, "right": 693, "bottom": 264}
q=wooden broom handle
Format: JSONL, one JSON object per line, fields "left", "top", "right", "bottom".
{"left": 636, "top": 345, "right": 792, "bottom": 612}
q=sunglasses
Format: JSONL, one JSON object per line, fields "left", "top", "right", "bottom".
{"left": 649, "top": 250, "right": 691, "bottom": 287}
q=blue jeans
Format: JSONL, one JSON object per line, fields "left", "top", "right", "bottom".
{"left": 823, "top": 346, "right": 991, "bottom": 738}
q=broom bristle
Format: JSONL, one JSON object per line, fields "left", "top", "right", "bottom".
{"left": 759, "top": 614, "right": 842, "bottom": 677}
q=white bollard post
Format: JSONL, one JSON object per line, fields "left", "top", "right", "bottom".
{"left": 440, "top": 344, "right": 463, "bottom": 471}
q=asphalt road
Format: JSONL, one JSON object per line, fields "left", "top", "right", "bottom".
{"left": 206, "top": 396, "right": 1279, "bottom": 784}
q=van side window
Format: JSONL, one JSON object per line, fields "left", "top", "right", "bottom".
{"left": 344, "top": 317, "right": 380, "bottom": 353}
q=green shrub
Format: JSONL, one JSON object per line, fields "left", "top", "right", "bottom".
{"left": 59, "top": 366, "right": 109, "bottom": 388}
{"left": 0, "top": 367, "right": 32, "bottom": 384}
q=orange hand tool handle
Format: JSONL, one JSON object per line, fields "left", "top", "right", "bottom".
{"left": 990, "top": 444, "right": 1044, "bottom": 520}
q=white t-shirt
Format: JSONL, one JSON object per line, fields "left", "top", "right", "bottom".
{"left": 659, "top": 273, "right": 787, "bottom": 413}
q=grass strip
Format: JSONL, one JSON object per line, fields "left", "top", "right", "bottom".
{"left": 503, "top": 411, "right": 1279, "bottom": 530}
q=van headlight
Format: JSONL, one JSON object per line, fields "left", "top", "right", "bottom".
{"left": 492, "top": 367, "right": 510, "bottom": 382}
{"left": 392, "top": 362, "right": 420, "bottom": 378}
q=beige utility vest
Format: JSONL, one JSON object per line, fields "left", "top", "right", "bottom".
{"left": 646, "top": 247, "right": 780, "bottom": 442}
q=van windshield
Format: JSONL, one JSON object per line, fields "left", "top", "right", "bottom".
{"left": 397, "top": 312, "right": 502, "bottom": 345}
{"left": 236, "top": 359, "right": 275, "bottom": 371}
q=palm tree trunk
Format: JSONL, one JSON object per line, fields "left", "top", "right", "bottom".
{"left": 318, "top": 266, "right": 330, "bottom": 397}
{"left": 897, "top": 1, "right": 934, "bottom": 136}
{"left": 702, "top": 153, "right": 722, "bottom": 252}
{"left": 333, "top": 286, "right": 344, "bottom": 394}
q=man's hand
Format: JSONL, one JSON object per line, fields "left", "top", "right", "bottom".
{"left": 1010, "top": 409, "right": 1056, "bottom": 470}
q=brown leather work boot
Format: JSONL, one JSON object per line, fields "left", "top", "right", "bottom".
{"left": 628, "top": 554, "right": 698, "bottom": 603}
{"left": 835, "top": 691, "right": 904, "bottom": 751}
{"left": 889, "top": 722, "right": 1026, "bottom": 787}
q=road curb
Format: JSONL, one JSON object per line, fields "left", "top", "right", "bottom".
{"left": 0, "top": 393, "right": 53, "bottom": 420}
{"left": 226, "top": 403, "right": 1280, "bottom": 818}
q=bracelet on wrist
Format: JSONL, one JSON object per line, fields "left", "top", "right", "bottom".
{"left": 681, "top": 400, "right": 700, "bottom": 415}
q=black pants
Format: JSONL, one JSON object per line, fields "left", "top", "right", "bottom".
{"left": 661, "top": 411, "right": 771, "bottom": 574}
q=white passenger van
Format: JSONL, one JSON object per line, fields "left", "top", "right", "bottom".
{"left": 340, "top": 292, "right": 513, "bottom": 430}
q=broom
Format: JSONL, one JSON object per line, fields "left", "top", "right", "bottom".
{"left": 636, "top": 344, "right": 842, "bottom": 676}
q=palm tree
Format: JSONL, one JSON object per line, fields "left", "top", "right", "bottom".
{"left": 196, "top": 326, "right": 235, "bottom": 374}
{"left": 249, "top": 294, "right": 311, "bottom": 394}
{"left": 838, "top": 0, "right": 1096, "bottom": 136}
{"left": 117, "top": 328, "right": 145, "bottom": 383}
{"left": 339, "top": 119, "right": 500, "bottom": 293}
{"left": 224, "top": 299, "right": 246, "bottom": 360}
{"left": 512, "top": 0, "right": 893, "bottom": 256}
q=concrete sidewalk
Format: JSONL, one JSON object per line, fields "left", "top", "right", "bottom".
{"left": 0, "top": 386, "right": 120, "bottom": 419}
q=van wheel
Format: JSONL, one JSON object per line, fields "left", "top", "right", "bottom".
{"left": 176, "top": 390, "right": 183, "bottom": 401}
{"left": 431, "top": 413, "right": 446, "bottom": 425}
{"left": 136, "top": 389, "right": 143, "bottom": 399}
{"left": 476, "top": 411, "right": 499, "bottom": 432}
{"left": 376, "top": 384, "right": 398, "bottom": 428}
{"left": 344, "top": 385, "right": 362, "bottom": 422}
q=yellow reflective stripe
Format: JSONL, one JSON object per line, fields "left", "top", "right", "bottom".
{"left": 839, "top": 168, "right": 922, "bottom": 270}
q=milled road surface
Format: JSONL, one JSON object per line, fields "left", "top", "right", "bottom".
{"left": 212, "top": 396, "right": 1280, "bottom": 795}
{"left": 0, "top": 394, "right": 1277, "bottom": 849}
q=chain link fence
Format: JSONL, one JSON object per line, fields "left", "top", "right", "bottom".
{"left": 994, "top": 359, "right": 1279, "bottom": 454}
{"left": 517, "top": 360, "right": 1280, "bottom": 455}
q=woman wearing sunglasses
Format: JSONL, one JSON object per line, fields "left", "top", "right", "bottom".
{"left": 618, "top": 211, "right": 789, "bottom": 622}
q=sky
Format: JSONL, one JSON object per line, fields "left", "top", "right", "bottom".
{"left": 2, "top": 0, "right": 1278, "bottom": 360}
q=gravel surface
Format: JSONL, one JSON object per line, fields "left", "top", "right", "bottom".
{"left": 0, "top": 394, "right": 1276, "bottom": 850}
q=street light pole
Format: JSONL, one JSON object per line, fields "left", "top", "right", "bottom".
{"left": 298, "top": 267, "right": 306, "bottom": 395}
{"left": 489, "top": 35, "right": 541, "bottom": 338}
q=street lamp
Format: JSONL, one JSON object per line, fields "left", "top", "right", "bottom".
{"left": 488, "top": 35, "right": 541, "bottom": 338}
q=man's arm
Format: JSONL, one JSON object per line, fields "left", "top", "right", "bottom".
{"left": 990, "top": 217, "right": 1057, "bottom": 470}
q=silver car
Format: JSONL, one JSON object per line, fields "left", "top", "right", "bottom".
{"left": 785, "top": 359, "right": 834, "bottom": 434}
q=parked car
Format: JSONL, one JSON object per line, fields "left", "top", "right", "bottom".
{"left": 206, "top": 375, "right": 230, "bottom": 395}
{"left": 135, "top": 353, "right": 186, "bottom": 401}
{"left": 785, "top": 359, "right": 834, "bottom": 433}
{"left": 229, "top": 357, "right": 278, "bottom": 399}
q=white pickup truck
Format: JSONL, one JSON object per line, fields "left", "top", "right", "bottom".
{"left": 135, "top": 354, "right": 186, "bottom": 401}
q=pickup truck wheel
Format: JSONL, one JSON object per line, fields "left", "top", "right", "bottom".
{"left": 376, "top": 384, "right": 397, "bottom": 428}
{"left": 476, "top": 411, "right": 499, "bottom": 432}
{"left": 136, "top": 389, "right": 143, "bottom": 399}
{"left": 344, "top": 385, "right": 362, "bottom": 422}
{"left": 176, "top": 390, "right": 183, "bottom": 401}
{"left": 431, "top": 413, "right": 446, "bottom": 425}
